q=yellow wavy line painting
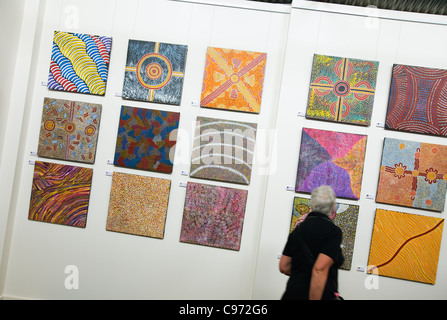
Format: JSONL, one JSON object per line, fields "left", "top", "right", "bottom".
{"left": 367, "top": 209, "right": 444, "bottom": 284}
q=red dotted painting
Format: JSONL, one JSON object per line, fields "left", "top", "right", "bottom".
{"left": 385, "top": 64, "right": 447, "bottom": 137}
{"left": 376, "top": 138, "right": 447, "bottom": 212}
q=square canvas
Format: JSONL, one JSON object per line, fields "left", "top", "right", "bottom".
{"left": 37, "top": 97, "right": 102, "bottom": 164}
{"left": 189, "top": 116, "right": 257, "bottom": 185}
{"left": 113, "top": 106, "right": 180, "bottom": 173}
{"left": 290, "top": 197, "right": 359, "bottom": 270}
{"left": 306, "top": 54, "right": 378, "bottom": 126}
{"left": 29, "top": 161, "right": 93, "bottom": 228}
{"left": 122, "top": 40, "right": 187, "bottom": 105}
{"left": 367, "top": 209, "right": 444, "bottom": 284}
{"left": 48, "top": 31, "right": 112, "bottom": 96}
{"left": 200, "top": 47, "right": 267, "bottom": 113}
{"left": 376, "top": 137, "right": 447, "bottom": 212}
{"left": 106, "top": 172, "right": 171, "bottom": 239}
{"left": 385, "top": 64, "right": 447, "bottom": 137}
{"left": 180, "top": 182, "right": 248, "bottom": 251}
{"left": 295, "top": 128, "right": 367, "bottom": 199}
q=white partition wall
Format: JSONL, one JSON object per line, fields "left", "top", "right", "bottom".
{"left": 1, "top": 0, "right": 447, "bottom": 300}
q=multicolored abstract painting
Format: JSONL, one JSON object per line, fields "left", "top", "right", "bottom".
{"left": 306, "top": 54, "right": 378, "bottom": 126}
{"left": 180, "top": 182, "right": 248, "bottom": 251}
{"left": 295, "top": 128, "right": 367, "bottom": 199}
{"left": 37, "top": 97, "right": 102, "bottom": 164}
{"left": 189, "top": 116, "right": 257, "bottom": 185}
{"left": 48, "top": 31, "right": 112, "bottom": 96}
{"left": 385, "top": 64, "right": 447, "bottom": 136}
{"left": 113, "top": 106, "right": 180, "bottom": 173}
{"left": 367, "top": 209, "right": 444, "bottom": 284}
{"left": 376, "top": 138, "right": 447, "bottom": 212}
{"left": 122, "top": 40, "right": 187, "bottom": 105}
{"left": 290, "top": 197, "right": 359, "bottom": 270}
{"left": 200, "top": 47, "right": 267, "bottom": 113}
{"left": 106, "top": 172, "right": 171, "bottom": 239}
{"left": 28, "top": 161, "right": 93, "bottom": 228}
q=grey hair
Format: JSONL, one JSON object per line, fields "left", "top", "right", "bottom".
{"left": 310, "top": 185, "right": 336, "bottom": 216}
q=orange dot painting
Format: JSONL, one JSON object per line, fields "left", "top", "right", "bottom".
{"left": 38, "top": 97, "right": 102, "bottom": 164}
{"left": 200, "top": 47, "right": 267, "bottom": 114}
{"left": 367, "top": 209, "right": 444, "bottom": 284}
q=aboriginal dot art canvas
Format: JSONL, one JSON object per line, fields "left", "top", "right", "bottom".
{"left": 189, "top": 116, "right": 257, "bottom": 185}
{"left": 306, "top": 54, "right": 378, "bottom": 126}
{"left": 295, "top": 128, "right": 367, "bottom": 199}
{"left": 290, "top": 197, "right": 359, "bottom": 270}
{"left": 385, "top": 64, "right": 447, "bottom": 137}
{"left": 122, "top": 40, "right": 187, "bottom": 105}
{"left": 106, "top": 172, "right": 171, "bottom": 239}
{"left": 376, "top": 138, "right": 447, "bottom": 212}
{"left": 37, "top": 97, "right": 102, "bottom": 164}
{"left": 180, "top": 182, "right": 248, "bottom": 251}
{"left": 367, "top": 209, "right": 444, "bottom": 284}
{"left": 200, "top": 47, "right": 267, "bottom": 113}
{"left": 113, "top": 106, "right": 180, "bottom": 173}
{"left": 48, "top": 31, "right": 112, "bottom": 96}
{"left": 28, "top": 161, "right": 93, "bottom": 228}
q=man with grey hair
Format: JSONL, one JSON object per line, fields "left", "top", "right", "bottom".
{"left": 279, "top": 185, "right": 344, "bottom": 300}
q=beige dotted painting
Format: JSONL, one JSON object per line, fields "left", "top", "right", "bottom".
{"left": 106, "top": 172, "right": 171, "bottom": 239}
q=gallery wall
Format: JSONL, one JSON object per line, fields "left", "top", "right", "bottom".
{"left": 1, "top": 0, "right": 290, "bottom": 299}
{"left": 1, "top": 0, "right": 447, "bottom": 300}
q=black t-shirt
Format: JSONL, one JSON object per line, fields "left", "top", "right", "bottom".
{"left": 282, "top": 211, "right": 344, "bottom": 300}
